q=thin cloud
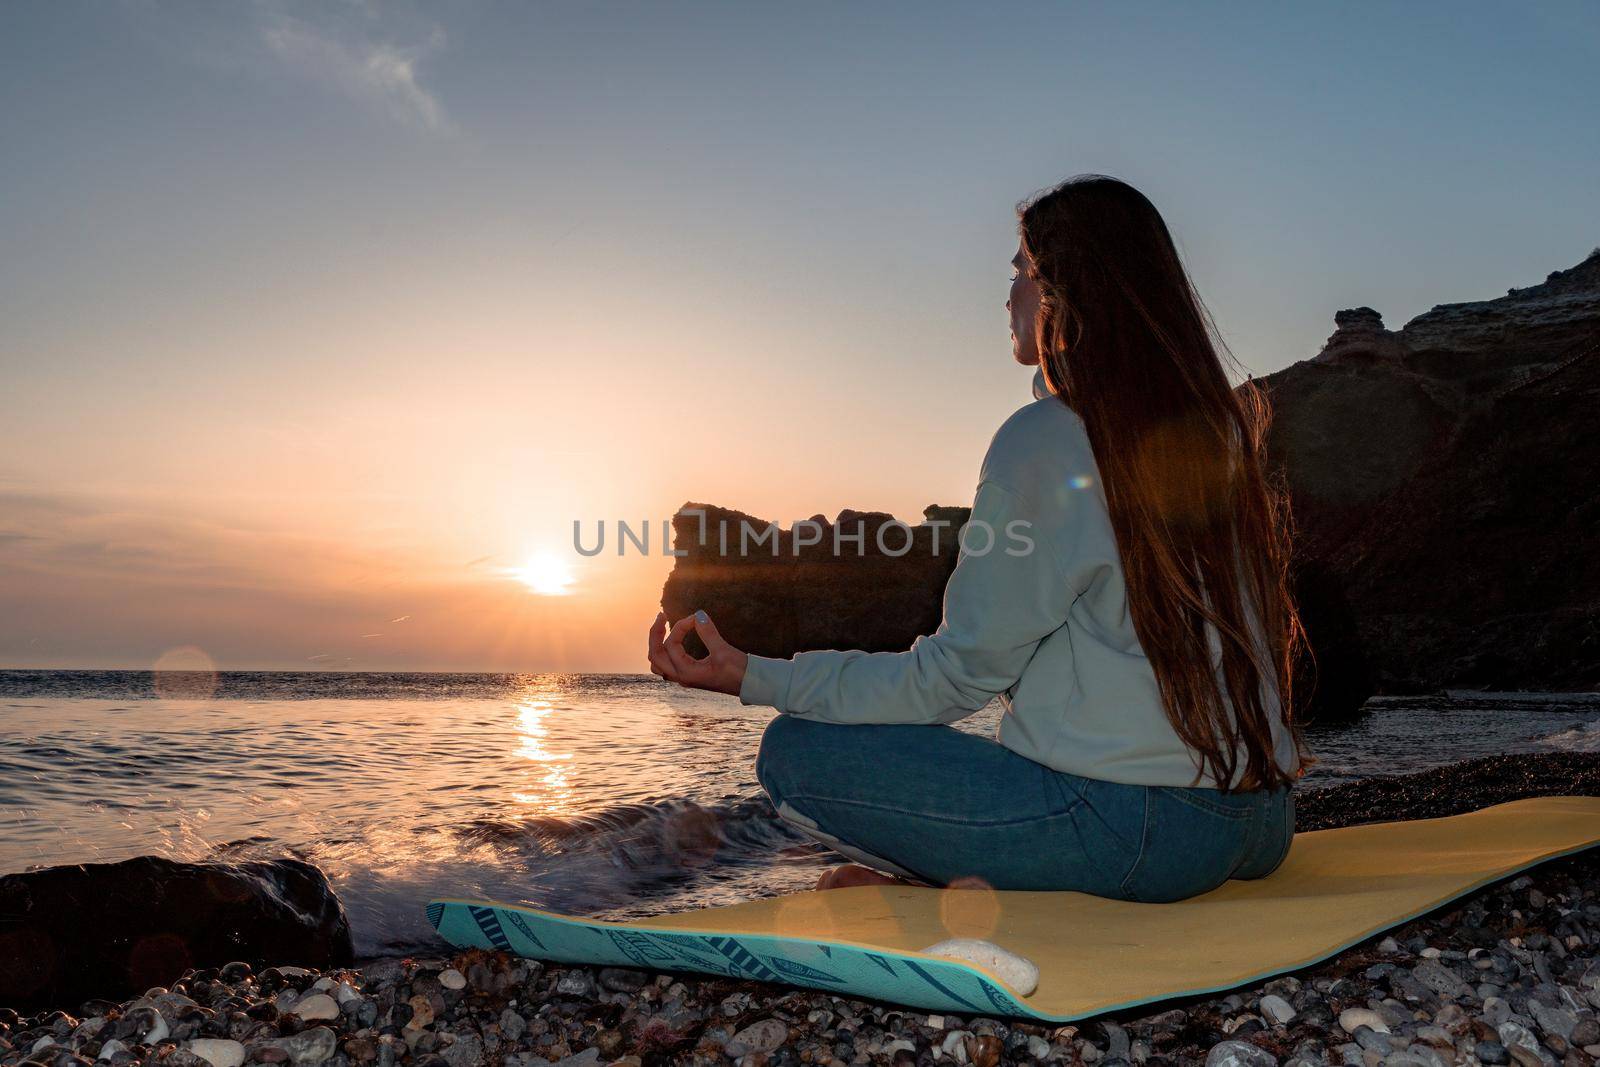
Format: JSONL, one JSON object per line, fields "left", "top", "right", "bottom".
{"left": 261, "top": 14, "right": 448, "bottom": 131}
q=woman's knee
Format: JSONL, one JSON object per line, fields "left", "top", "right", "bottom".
{"left": 754, "top": 713, "right": 810, "bottom": 802}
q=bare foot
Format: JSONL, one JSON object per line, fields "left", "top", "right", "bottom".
{"left": 814, "top": 864, "right": 917, "bottom": 890}
{"left": 945, "top": 874, "right": 994, "bottom": 891}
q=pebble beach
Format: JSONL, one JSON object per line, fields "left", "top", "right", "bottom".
{"left": 4, "top": 754, "right": 1599, "bottom": 1067}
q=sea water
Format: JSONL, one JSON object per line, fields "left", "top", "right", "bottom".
{"left": 1, "top": 671, "right": 1596, "bottom": 957}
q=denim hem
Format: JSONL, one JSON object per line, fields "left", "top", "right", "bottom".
{"left": 773, "top": 800, "right": 932, "bottom": 883}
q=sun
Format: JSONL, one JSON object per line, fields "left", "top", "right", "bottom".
{"left": 511, "top": 551, "right": 576, "bottom": 596}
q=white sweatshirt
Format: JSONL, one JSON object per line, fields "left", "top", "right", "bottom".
{"left": 738, "top": 366, "right": 1302, "bottom": 790}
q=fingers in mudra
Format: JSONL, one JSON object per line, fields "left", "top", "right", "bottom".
{"left": 646, "top": 609, "right": 746, "bottom": 696}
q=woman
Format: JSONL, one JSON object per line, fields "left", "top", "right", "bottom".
{"left": 646, "top": 174, "right": 1314, "bottom": 903}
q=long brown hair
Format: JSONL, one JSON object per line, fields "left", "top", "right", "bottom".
{"left": 1017, "top": 174, "right": 1313, "bottom": 792}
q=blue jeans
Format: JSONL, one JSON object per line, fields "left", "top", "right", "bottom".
{"left": 755, "top": 715, "right": 1294, "bottom": 902}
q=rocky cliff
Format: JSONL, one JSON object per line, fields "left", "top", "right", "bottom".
{"left": 1256, "top": 248, "right": 1600, "bottom": 698}
{"left": 662, "top": 249, "right": 1600, "bottom": 720}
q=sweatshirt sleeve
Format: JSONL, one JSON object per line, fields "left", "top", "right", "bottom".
{"left": 737, "top": 478, "right": 1077, "bottom": 724}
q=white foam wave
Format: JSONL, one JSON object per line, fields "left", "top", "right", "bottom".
{"left": 1532, "top": 720, "right": 1600, "bottom": 752}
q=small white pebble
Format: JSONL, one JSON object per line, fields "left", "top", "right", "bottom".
{"left": 927, "top": 1014, "right": 945, "bottom": 1029}
{"left": 439, "top": 968, "right": 467, "bottom": 990}
{"left": 1421, "top": 947, "right": 1441, "bottom": 958}
{"left": 920, "top": 937, "right": 1040, "bottom": 996}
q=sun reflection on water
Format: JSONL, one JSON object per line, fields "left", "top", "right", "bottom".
{"left": 511, "top": 691, "right": 575, "bottom": 815}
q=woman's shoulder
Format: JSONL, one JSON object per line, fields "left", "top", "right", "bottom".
{"left": 979, "top": 394, "right": 1095, "bottom": 501}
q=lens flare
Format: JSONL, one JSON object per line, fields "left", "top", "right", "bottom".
{"left": 152, "top": 646, "right": 218, "bottom": 700}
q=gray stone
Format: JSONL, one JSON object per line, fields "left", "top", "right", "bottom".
{"left": 1204, "top": 1040, "right": 1278, "bottom": 1067}
{"left": 596, "top": 968, "right": 647, "bottom": 994}
{"left": 1496, "top": 1021, "right": 1552, "bottom": 1066}
{"left": 1411, "top": 961, "right": 1469, "bottom": 998}
{"left": 1475, "top": 1042, "right": 1510, "bottom": 1066}
{"left": 185, "top": 1040, "right": 245, "bottom": 1067}
{"left": 1377, "top": 1052, "right": 1430, "bottom": 1067}
{"left": 1103, "top": 1022, "right": 1130, "bottom": 1059}
{"left": 1399, "top": 1045, "right": 1450, "bottom": 1067}
{"left": 261, "top": 1027, "right": 338, "bottom": 1067}
{"left": 290, "top": 995, "right": 339, "bottom": 1022}
{"left": 360, "top": 960, "right": 407, "bottom": 990}
{"left": 1339, "top": 1009, "right": 1391, "bottom": 1036}
{"left": 1354, "top": 1026, "right": 1394, "bottom": 1054}
{"left": 725, "top": 1019, "right": 788, "bottom": 1058}
{"left": 1259, "top": 995, "right": 1296, "bottom": 1025}
{"left": 1528, "top": 1000, "right": 1577, "bottom": 1040}
{"left": 548, "top": 1052, "right": 599, "bottom": 1067}
{"left": 1140, "top": 1009, "right": 1188, "bottom": 1031}
{"left": 440, "top": 1033, "right": 484, "bottom": 1067}
{"left": 1432, "top": 1004, "right": 1469, "bottom": 1037}
{"left": 551, "top": 972, "right": 595, "bottom": 999}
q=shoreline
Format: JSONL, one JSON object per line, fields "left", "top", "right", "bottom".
{"left": 4, "top": 753, "right": 1599, "bottom": 1067}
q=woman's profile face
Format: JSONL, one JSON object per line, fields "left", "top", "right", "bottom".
{"left": 1008, "top": 239, "right": 1042, "bottom": 366}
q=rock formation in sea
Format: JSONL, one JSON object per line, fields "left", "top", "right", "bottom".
{"left": 661, "top": 249, "right": 1600, "bottom": 719}
{"left": 0, "top": 856, "right": 353, "bottom": 1012}
{"left": 660, "top": 503, "right": 968, "bottom": 662}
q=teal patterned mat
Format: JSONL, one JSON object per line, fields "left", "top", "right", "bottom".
{"left": 426, "top": 898, "right": 1033, "bottom": 1019}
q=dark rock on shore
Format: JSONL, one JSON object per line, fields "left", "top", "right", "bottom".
{"left": 663, "top": 249, "right": 1600, "bottom": 719}
{"left": 0, "top": 857, "right": 353, "bottom": 1013}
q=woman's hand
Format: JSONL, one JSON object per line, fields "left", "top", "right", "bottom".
{"left": 647, "top": 609, "right": 749, "bottom": 697}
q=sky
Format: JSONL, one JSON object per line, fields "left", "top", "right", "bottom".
{"left": 2, "top": 1, "right": 1597, "bottom": 672}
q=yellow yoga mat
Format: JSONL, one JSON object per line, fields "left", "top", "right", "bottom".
{"left": 429, "top": 796, "right": 1600, "bottom": 1021}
